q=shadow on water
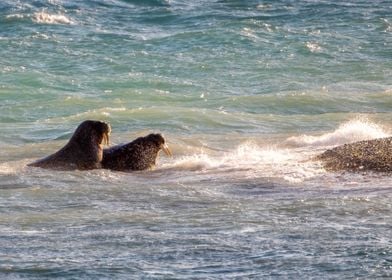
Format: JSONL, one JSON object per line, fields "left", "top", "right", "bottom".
{"left": 119, "top": 0, "right": 170, "bottom": 7}
{"left": 226, "top": 179, "right": 292, "bottom": 196}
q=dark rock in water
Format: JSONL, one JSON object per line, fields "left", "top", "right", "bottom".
{"left": 102, "top": 133, "right": 172, "bottom": 171}
{"left": 28, "top": 120, "right": 111, "bottom": 170}
{"left": 317, "top": 137, "right": 392, "bottom": 172}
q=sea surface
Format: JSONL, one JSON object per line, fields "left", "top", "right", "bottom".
{"left": 0, "top": 0, "right": 391, "bottom": 279}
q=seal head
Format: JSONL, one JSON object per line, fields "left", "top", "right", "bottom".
{"left": 28, "top": 120, "right": 111, "bottom": 170}
{"left": 102, "top": 133, "right": 172, "bottom": 171}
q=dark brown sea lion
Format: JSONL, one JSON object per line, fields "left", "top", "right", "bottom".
{"left": 317, "top": 137, "right": 392, "bottom": 172}
{"left": 102, "top": 133, "right": 172, "bottom": 171}
{"left": 28, "top": 120, "right": 111, "bottom": 170}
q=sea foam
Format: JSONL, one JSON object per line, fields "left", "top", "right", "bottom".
{"left": 285, "top": 119, "right": 390, "bottom": 148}
{"left": 33, "top": 11, "right": 74, "bottom": 25}
{"left": 162, "top": 142, "right": 322, "bottom": 183}
{"left": 161, "top": 119, "right": 391, "bottom": 183}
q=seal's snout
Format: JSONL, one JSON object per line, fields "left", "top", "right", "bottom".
{"left": 149, "top": 133, "right": 172, "bottom": 157}
{"left": 143, "top": 133, "right": 173, "bottom": 157}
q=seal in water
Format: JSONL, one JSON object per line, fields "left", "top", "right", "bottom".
{"left": 317, "top": 137, "right": 392, "bottom": 172}
{"left": 28, "top": 120, "right": 111, "bottom": 170}
{"left": 101, "top": 133, "right": 172, "bottom": 171}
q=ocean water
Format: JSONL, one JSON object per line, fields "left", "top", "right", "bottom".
{"left": 0, "top": 0, "right": 391, "bottom": 278}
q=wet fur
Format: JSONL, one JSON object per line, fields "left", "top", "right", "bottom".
{"left": 102, "top": 134, "right": 166, "bottom": 171}
{"left": 28, "top": 120, "right": 110, "bottom": 170}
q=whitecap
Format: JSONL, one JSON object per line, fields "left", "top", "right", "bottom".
{"left": 162, "top": 141, "right": 323, "bottom": 183}
{"left": 285, "top": 119, "right": 390, "bottom": 148}
{"left": 5, "top": 13, "right": 27, "bottom": 20}
{"left": 33, "top": 11, "right": 74, "bottom": 25}
{"left": 306, "top": 41, "right": 322, "bottom": 53}
{"left": 241, "top": 27, "right": 258, "bottom": 40}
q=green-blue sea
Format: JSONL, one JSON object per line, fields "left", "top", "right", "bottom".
{"left": 1, "top": 0, "right": 391, "bottom": 279}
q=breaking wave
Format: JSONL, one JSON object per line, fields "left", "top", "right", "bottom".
{"left": 285, "top": 119, "right": 390, "bottom": 148}
{"left": 32, "top": 11, "right": 74, "bottom": 25}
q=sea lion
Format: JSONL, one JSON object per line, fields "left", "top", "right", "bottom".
{"left": 102, "top": 133, "right": 172, "bottom": 171}
{"left": 317, "top": 137, "right": 392, "bottom": 172}
{"left": 28, "top": 120, "right": 111, "bottom": 170}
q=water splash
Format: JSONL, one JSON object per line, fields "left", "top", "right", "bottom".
{"left": 160, "top": 119, "right": 391, "bottom": 183}
{"left": 305, "top": 42, "right": 322, "bottom": 53}
{"left": 285, "top": 119, "right": 390, "bottom": 148}
{"left": 0, "top": 160, "right": 28, "bottom": 175}
{"left": 33, "top": 11, "right": 74, "bottom": 25}
{"left": 163, "top": 142, "right": 322, "bottom": 183}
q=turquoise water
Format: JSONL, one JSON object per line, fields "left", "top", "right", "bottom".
{"left": 1, "top": 0, "right": 391, "bottom": 278}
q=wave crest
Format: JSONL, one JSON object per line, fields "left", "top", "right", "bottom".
{"left": 162, "top": 142, "right": 322, "bottom": 183}
{"left": 285, "top": 119, "right": 390, "bottom": 147}
{"left": 33, "top": 11, "right": 74, "bottom": 25}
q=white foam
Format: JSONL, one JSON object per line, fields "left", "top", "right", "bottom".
{"left": 163, "top": 142, "right": 322, "bottom": 183}
{"left": 0, "top": 160, "right": 29, "bottom": 175}
{"left": 33, "top": 11, "right": 74, "bottom": 25}
{"left": 306, "top": 42, "right": 322, "bottom": 53}
{"left": 257, "top": 4, "right": 272, "bottom": 10}
{"left": 160, "top": 119, "right": 391, "bottom": 183}
{"left": 6, "top": 14, "right": 27, "bottom": 20}
{"left": 285, "top": 119, "right": 389, "bottom": 148}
